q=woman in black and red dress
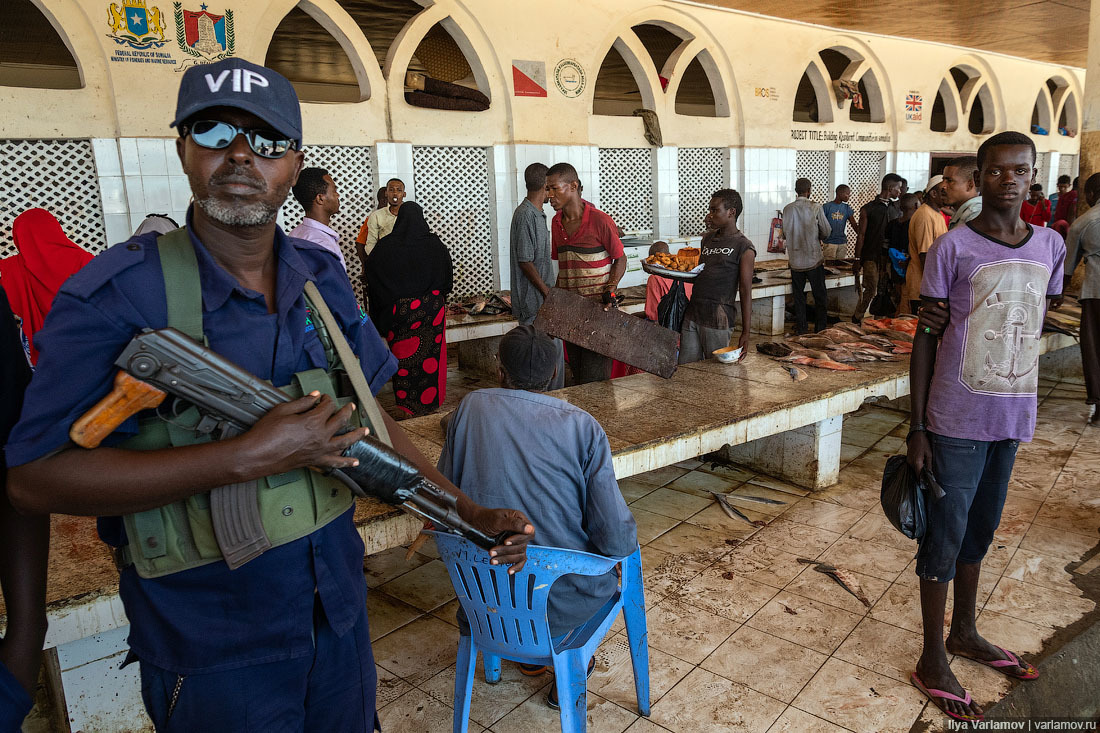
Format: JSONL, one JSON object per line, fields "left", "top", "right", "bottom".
{"left": 365, "top": 202, "right": 453, "bottom": 416}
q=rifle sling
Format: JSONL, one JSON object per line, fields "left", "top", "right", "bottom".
{"left": 303, "top": 280, "right": 392, "bottom": 447}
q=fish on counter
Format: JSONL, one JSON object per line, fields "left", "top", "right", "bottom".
{"left": 816, "top": 328, "right": 856, "bottom": 343}
{"left": 834, "top": 322, "right": 867, "bottom": 337}
{"left": 790, "top": 336, "right": 834, "bottom": 349}
{"left": 782, "top": 355, "right": 816, "bottom": 365}
{"left": 757, "top": 342, "right": 794, "bottom": 357}
{"left": 809, "top": 358, "right": 858, "bottom": 371}
{"left": 822, "top": 346, "right": 859, "bottom": 362}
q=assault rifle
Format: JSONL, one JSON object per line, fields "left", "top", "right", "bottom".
{"left": 70, "top": 327, "right": 506, "bottom": 568}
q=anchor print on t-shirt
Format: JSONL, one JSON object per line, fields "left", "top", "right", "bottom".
{"left": 961, "top": 259, "right": 1050, "bottom": 396}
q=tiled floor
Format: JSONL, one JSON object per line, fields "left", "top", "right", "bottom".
{"left": 367, "top": 378, "right": 1099, "bottom": 733}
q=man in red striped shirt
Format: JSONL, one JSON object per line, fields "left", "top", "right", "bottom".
{"left": 546, "top": 162, "right": 626, "bottom": 384}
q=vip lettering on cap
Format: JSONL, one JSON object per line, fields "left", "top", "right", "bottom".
{"left": 204, "top": 67, "right": 271, "bottom": 94}
{"left": 171, "top": 57, "right": 302, "bottom": 144}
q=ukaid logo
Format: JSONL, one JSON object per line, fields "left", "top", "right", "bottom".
{"left": 905, "top": 92, "right": 922, "bottom": 123}
{"left": 173, "top": 2, "right": 235, "bottom": 70}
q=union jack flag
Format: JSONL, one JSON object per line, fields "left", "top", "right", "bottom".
{"left": 906, "top": 94, "right": 922, "bottom": 112}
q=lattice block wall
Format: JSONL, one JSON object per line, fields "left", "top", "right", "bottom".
{"left": 1034, "top": 152, "right": 1050, "bottom": 192}
{"left": 412, "top": 146, "right": 492, "bottom": 300}
{"left": 846, "top": 151, "right": 888, "bottom": 257}
{"left": 1058, "top": 153, "right": 1079, "bottom": 181}
{"left": 281, "top": 145, "right": 375, "bottom": 302}
{"left": 795, "top": 150, "right": 831, "bottom": 204}
{"left": 677, "top": 147, "right": 724, "bottom": 236}
{"left": 598, "top": 148, "right": 655, "bottom": 234}
{"left": 0, "top": 139, "right": 107, "bottom": 259}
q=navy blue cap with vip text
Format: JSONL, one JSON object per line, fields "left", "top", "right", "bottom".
{"left": 171, "top": 58, "right": 302, "bottom": 144}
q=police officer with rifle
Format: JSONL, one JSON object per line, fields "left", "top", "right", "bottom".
{"left": 5, "top": 59, "right": 533, "bottom": 731}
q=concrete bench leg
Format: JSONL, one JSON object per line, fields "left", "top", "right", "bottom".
{"left": 721, "top": 415, "right": 842, "bottom": 490}
{"left": 455, "top": 335, "right": 503, "bottom": 379}
{"left": 751, "top": 294, "right": 786, "bottom": 336}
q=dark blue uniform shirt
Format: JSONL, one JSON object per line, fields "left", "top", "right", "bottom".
{"left": 6, "top": 212, "right": 398, "bottom": 674}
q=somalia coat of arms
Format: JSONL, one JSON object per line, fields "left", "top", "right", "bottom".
{"left": 173, "top": 2, "right": 236, "bottom": 62}
{"left": 107, "top": 0, "right": 169, "bottom": 49}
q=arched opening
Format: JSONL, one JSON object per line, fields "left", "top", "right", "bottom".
{"left": 1031, "top": 90, "right": 1051, "bottom": 134}
{"left": 802, "top": 47, "right": 884, "bottom": 124}
{"left": 968, "top": 85, "right": 993, "bottom": 135}
{"left": 401, "top": 20, "right": 491, "bottom": 111}
{"left": 950, "top": 66, "right": 970, "bottom": 93}
{"left": 674, "top": 55, "right": 716, "bottom": 117}
{"left": 346, "top": 0, "right": 425, "bottom": 71}
{"left": 848, "top": 73, "right": 882, "bottom": 123}
{"left": 930, "top": 79, "right": 958, "bottom": 133}
{"left": 1059, "top": 93, "right": 1078, "bottom": 135}
{"left": 632, "top": 23, "right": 688, "bottom": 82}
{"left": 593, "top": 42, "right": 645, "bottom": 116}
{"left": 792, "top": 63, "right": 831, "bottom": 123}
{"left": 265, "top": 6, "right": 362, "bottom": 102}
{"left": 0, "top": 0, "right": 81, "bottom": 89}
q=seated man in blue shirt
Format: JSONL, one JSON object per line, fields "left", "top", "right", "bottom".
{"left": 438, "top": 324, "right": 638, "bottom": 706}
{"left": 5, "top": 58, "right": 532, "bottom": 732}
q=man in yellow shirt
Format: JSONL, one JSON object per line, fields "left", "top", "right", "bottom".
{"left": 901, "top": 175, "right": 949, "bottom": 314}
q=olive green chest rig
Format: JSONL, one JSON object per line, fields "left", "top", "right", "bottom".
{"left": 118, "top": 228, "right": 384, "bottom": 578}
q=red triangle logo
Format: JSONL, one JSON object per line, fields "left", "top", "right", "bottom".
{"left": 512, "top": 65, "right": 547, "bottom": 97}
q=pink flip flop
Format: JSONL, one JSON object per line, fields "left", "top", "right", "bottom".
{"left": 910, "top": 672, "right": 984, "bottom": 722}
{"left": 955, "top": 646, "right": 1039, "bottom": 680}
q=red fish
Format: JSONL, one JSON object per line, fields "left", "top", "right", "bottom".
{"left": 809, "top": 358, "right": 858, "bottom": 371}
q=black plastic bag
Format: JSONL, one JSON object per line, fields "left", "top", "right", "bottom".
{"left": 657, "top": 280, "right": 689, "bottom": 332}
{"left": 880, "top": 454, "right": 945, "bottom": 540}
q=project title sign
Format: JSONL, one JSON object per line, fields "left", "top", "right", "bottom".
{"left": 789, "top": 129, "right": 892, "bottom": 149}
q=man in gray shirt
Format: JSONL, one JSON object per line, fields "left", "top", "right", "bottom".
{"left": 781, "top": 178, "right": 832, "bottom": 333}
{"left": 438, "top": 325, "right": 637, "bottom": 644}
{"left": 1063, "top": 172, "right": 1100, "bottom": 424}
{"left": 509, "top": 162, "right": 564, "bottom": 388}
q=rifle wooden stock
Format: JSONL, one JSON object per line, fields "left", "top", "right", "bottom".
{"left": 70, "top": 371, "right": 167, "bottom": 449}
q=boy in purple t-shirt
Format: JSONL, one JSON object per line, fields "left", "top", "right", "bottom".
{"left": 907, "top": 132, "right": 1065, "bottom": 723}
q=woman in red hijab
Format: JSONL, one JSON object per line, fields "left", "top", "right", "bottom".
{"left": 0, "top": 209, "right": 94, "bottom": 364}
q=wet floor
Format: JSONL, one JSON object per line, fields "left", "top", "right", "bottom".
{"left": 368, "top": 377, "right": 1099, "bottom": 733}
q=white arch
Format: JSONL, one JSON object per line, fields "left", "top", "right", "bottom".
{"left": 253, "top": 0, "right": 383, "bottom": 102}
{"left": 793, "top": 60, "right": 835, "bottom": 124}
{"left": 590, "top": 33, "right": 660, "bottom": 114}
{"left": 932, "top": 77, "right": 961, "bottom": 133}
{"left": 1033, "top": 89, "right": 1053, "bottom": 133}
{"left": 254, "top": 0, "right": 381, "bottom": 102}
{"left": 1, "top": 0, "right": 119, "bottom": 137}
{"left": 661, "top": 39, "right": 730, "bottom": 118}
{"left": 385, "top": 5, "right": 502, "bottom": 102}
{"left": 587, "top": 5, "right": 742, "bottom": 140}
{"left": 945, "top": 56, "right": 1005, "bottom": 135}
{"left": 792, "top": 37, "right": 895, "bottom": 134}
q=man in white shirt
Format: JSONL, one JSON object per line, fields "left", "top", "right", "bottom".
{"left": 364, "top": 178, "right": 406, "bottom": 254}
{"left": 287, "top": 167, "right": 346, "bottom": 272}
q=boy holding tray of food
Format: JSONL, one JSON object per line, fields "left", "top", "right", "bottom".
{"left": 678, "top": 189, "right": 755, "bottom": 363}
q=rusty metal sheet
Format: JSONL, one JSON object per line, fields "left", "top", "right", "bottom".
{"left": 533, "top": 288, "right": 678, "bottom": 378}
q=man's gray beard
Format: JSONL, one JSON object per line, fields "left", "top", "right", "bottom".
{"left": 195, "top": 196, "right": 280, "bottom": 227}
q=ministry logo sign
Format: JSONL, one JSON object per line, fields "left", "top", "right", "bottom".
{"left": 174, "top": 2, "right": 235, "bottom": 64}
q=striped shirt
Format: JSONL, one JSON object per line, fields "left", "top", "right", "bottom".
{"left": 551, "top": 202, "right": 625, "bottom": 297}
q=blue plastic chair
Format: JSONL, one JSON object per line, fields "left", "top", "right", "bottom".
{"left": 428, "top": 531, "right": 650, "bottom": 733}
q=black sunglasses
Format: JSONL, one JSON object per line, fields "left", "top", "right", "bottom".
{"left": 183, "top": 120, "right": 299, "bottom": 159}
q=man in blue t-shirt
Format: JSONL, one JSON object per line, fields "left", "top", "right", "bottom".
{"left": 821, "top": 184, "right": 857, "bottom": 260}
